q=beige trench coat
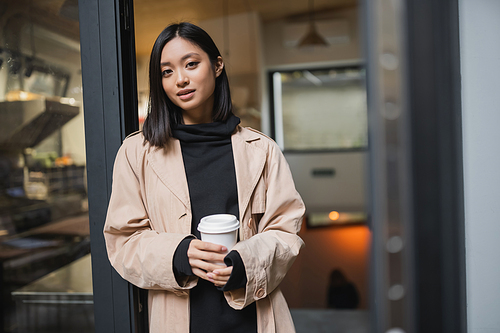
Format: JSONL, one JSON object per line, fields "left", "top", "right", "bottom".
{"left": 104, "top": 125, "right": 305, "bottom": 333}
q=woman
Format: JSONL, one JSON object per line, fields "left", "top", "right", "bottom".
{"left": 104, "top": 22, "right": 305, "bottom": 333}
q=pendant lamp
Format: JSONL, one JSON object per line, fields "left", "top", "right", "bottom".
{"left": 298, "top": 0, "right": 328, "bottom": 48}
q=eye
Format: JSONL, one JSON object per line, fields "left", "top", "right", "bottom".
{"left": 162, "top": 69, "right": 172, "bottom": 76}
{"left": 186, "top": 61, "right": 199, "bottom": 68}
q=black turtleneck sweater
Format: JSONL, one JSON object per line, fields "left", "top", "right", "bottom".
{"left": 171, "top": 114, "right": 257, "bottom": 333}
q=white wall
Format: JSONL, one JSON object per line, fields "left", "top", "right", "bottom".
{"left": 199, "top": 12, "right": 262, "bottom": 77}
{"left": 460, "top": 1, "right": 500, "bottom": 332}
{"left": 200, "top": 12, "right": 264, "bottom": 130}
{"left": 262, "top": 7, "right": 361, "bottom": 68}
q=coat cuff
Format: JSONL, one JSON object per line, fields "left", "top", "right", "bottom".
{"left": 219, "top": 250, "right": 247, "bottom": 292}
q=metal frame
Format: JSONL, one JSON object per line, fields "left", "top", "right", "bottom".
{"left": 364, "top": 0, "right": 466, "bottom": 332}
{"left": 364, "top": 0, "right": 415, "bottom": 331}
{"left": 78, "top": 0, "right": 143, "bottom": 332}
{"left": 405, "top": 0, "right": 466, "bottom": 332}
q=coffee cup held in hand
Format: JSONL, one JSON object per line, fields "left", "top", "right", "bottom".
{"left": 197, "top": 214, "right": 240, "bottom": 257}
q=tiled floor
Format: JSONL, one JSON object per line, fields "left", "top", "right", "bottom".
{"left": 5, "top": 300, "right": 368, "bottom": 332}
{"left": 291, "top": 309, "right": 370, "bottom": 333}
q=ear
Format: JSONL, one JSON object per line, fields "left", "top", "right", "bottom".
{"left": 214, "top": 56, "right": 224, "bottom": 78}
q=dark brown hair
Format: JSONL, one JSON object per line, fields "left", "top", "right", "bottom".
{"left": 143, "top": 22, "right": 233, "bottom": 147}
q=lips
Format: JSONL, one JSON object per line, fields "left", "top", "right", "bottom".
{"left": 177, "top": 89, "right": 196, "bottom": 100}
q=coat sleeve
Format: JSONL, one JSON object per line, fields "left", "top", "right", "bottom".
{"left": 103, "top": 138, "right": 197, "bottom": 293}
{"left": 224, "top": 140, "right": 305, "bottom": 309}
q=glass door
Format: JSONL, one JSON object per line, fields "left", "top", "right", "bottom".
{"left": 0, "top": 0, "right": 93, "bottom": 331}
{"left": 132, "top": 1, "right": 370, "bottom": 332}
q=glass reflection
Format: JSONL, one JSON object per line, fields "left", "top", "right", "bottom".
{"left": 0, "top": 0, "right": 93, "bottom": 332}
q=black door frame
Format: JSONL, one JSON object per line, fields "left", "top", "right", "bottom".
{"left": 405, "top": 0, "right": 467, "bottom": 331}
{"left": 78, "top": 0, "right": 144, "bottom": 332}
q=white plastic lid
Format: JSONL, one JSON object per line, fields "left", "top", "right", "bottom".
{"left": 197, "top": 214, "right": 240, "bottom": 234}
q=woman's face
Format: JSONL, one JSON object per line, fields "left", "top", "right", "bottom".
{"left": 160, "top": 37, "right": 223, "bottom": 124}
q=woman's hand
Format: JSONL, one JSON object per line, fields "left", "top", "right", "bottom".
{"left": 187, "top": 240, "right": 231, "bottom": 286}
{"left": 207, "top": 266, "right": 233, "bottom": 287}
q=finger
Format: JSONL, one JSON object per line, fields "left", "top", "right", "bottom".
{"left": 191, "top": 240, "right": 227, "bottom": 253}
{"left": 189, "top": 258, "right": 214, "bottom": 272}
{"left": 207, "top": 272, "right": 230, "bottom": 283}
{"left": 187, "top": 245, "right": 227, "bottom": 263}
{"left": 207, "top": 266, "right": 233, "bottom": 283}
{"left": 213, "top": 281, "right": 227, "bottom": 287}
{"left": 192, "top": 268, "right": 211, "bottom": 282}
{"left": 207, "top": 272, "right": 230, "bottom": 286}
{"left": 188, "top": 249, "right": 226, "bottom": 264}
{"left": 212, "top": 266, "right": 233, "bottom": 277}
{"left": 198, "top": 270, "right": 227, "bottom": 286}
{"left": 190, "top": 259, "right": 227, "bottom": 274}
{"left": 201, "top": 252, "right": 226, "bottom": 264}
{"left": 205, "top": 262, "right": 228, "bottom": 272}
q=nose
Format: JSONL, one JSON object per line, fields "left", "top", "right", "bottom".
{"left": 176, "top": 71, "right": 189, "bottom": 87}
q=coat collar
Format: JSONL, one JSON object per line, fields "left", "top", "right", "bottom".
{"left": 147, "top": 140, "right": 191, "bottom": 210}
{"left": 146, "top": 126, "right": 266, "bottom": 217}
{"left": 231, "top": 126, "right": 267, "bottom": 219}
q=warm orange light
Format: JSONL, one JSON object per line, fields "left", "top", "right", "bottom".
{"left": 329, "top": 211, "right": 340, "bottom": 221}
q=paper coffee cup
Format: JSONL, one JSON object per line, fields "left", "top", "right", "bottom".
{"left": 197, "top": 214, "right": 240, "bottom": 252}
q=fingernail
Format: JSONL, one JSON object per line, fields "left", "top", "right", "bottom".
{"left": 207, "top": 273, "right": 213, "bottom": 279}
{"left": 221, "top": 246, "right": 227, "bottom": 251}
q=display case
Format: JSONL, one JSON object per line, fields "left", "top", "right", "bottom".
{"left": 11, "top": 255, "right": 93, "bottom": 333}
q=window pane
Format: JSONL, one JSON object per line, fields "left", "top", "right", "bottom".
{"left": 0, "top": 0, "right": 93, "bottom": 331}
{"left": 278, "top": 67, "right": 367, "bottom": 151}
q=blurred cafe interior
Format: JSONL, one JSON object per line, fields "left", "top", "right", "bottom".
{"left": 134, "top": 0, "right": 371, "bottom": 325}
{"left": 0, "top": 0, "right": 487, "bottom": 332}
{"left": 0, "top": 0, "right": 91, "bottom": 331}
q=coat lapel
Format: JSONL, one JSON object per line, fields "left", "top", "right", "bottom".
{"left": 146, "top": 128, "right": 266, "bottom": 219}
{"left": 147, "top": 139, "right": 191, "bottom": 210}
{"left": 232, "top": 127, "right": 266, "bottom": 219}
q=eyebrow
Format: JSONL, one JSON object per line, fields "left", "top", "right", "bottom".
{"left": 160, "top": 52, "right": 201, "bottom": 67}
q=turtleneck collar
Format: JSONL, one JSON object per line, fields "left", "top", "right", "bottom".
{"left": 172, "top": 114, "right": 241, "bottom": 143}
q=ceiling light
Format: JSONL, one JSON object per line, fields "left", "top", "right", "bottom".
{"left": 298, "top": 0, "right": 328, "bottom": 48}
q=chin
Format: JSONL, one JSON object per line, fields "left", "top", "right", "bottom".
{"left": 179, "top": 103, "right": 200, "bottom": 112}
